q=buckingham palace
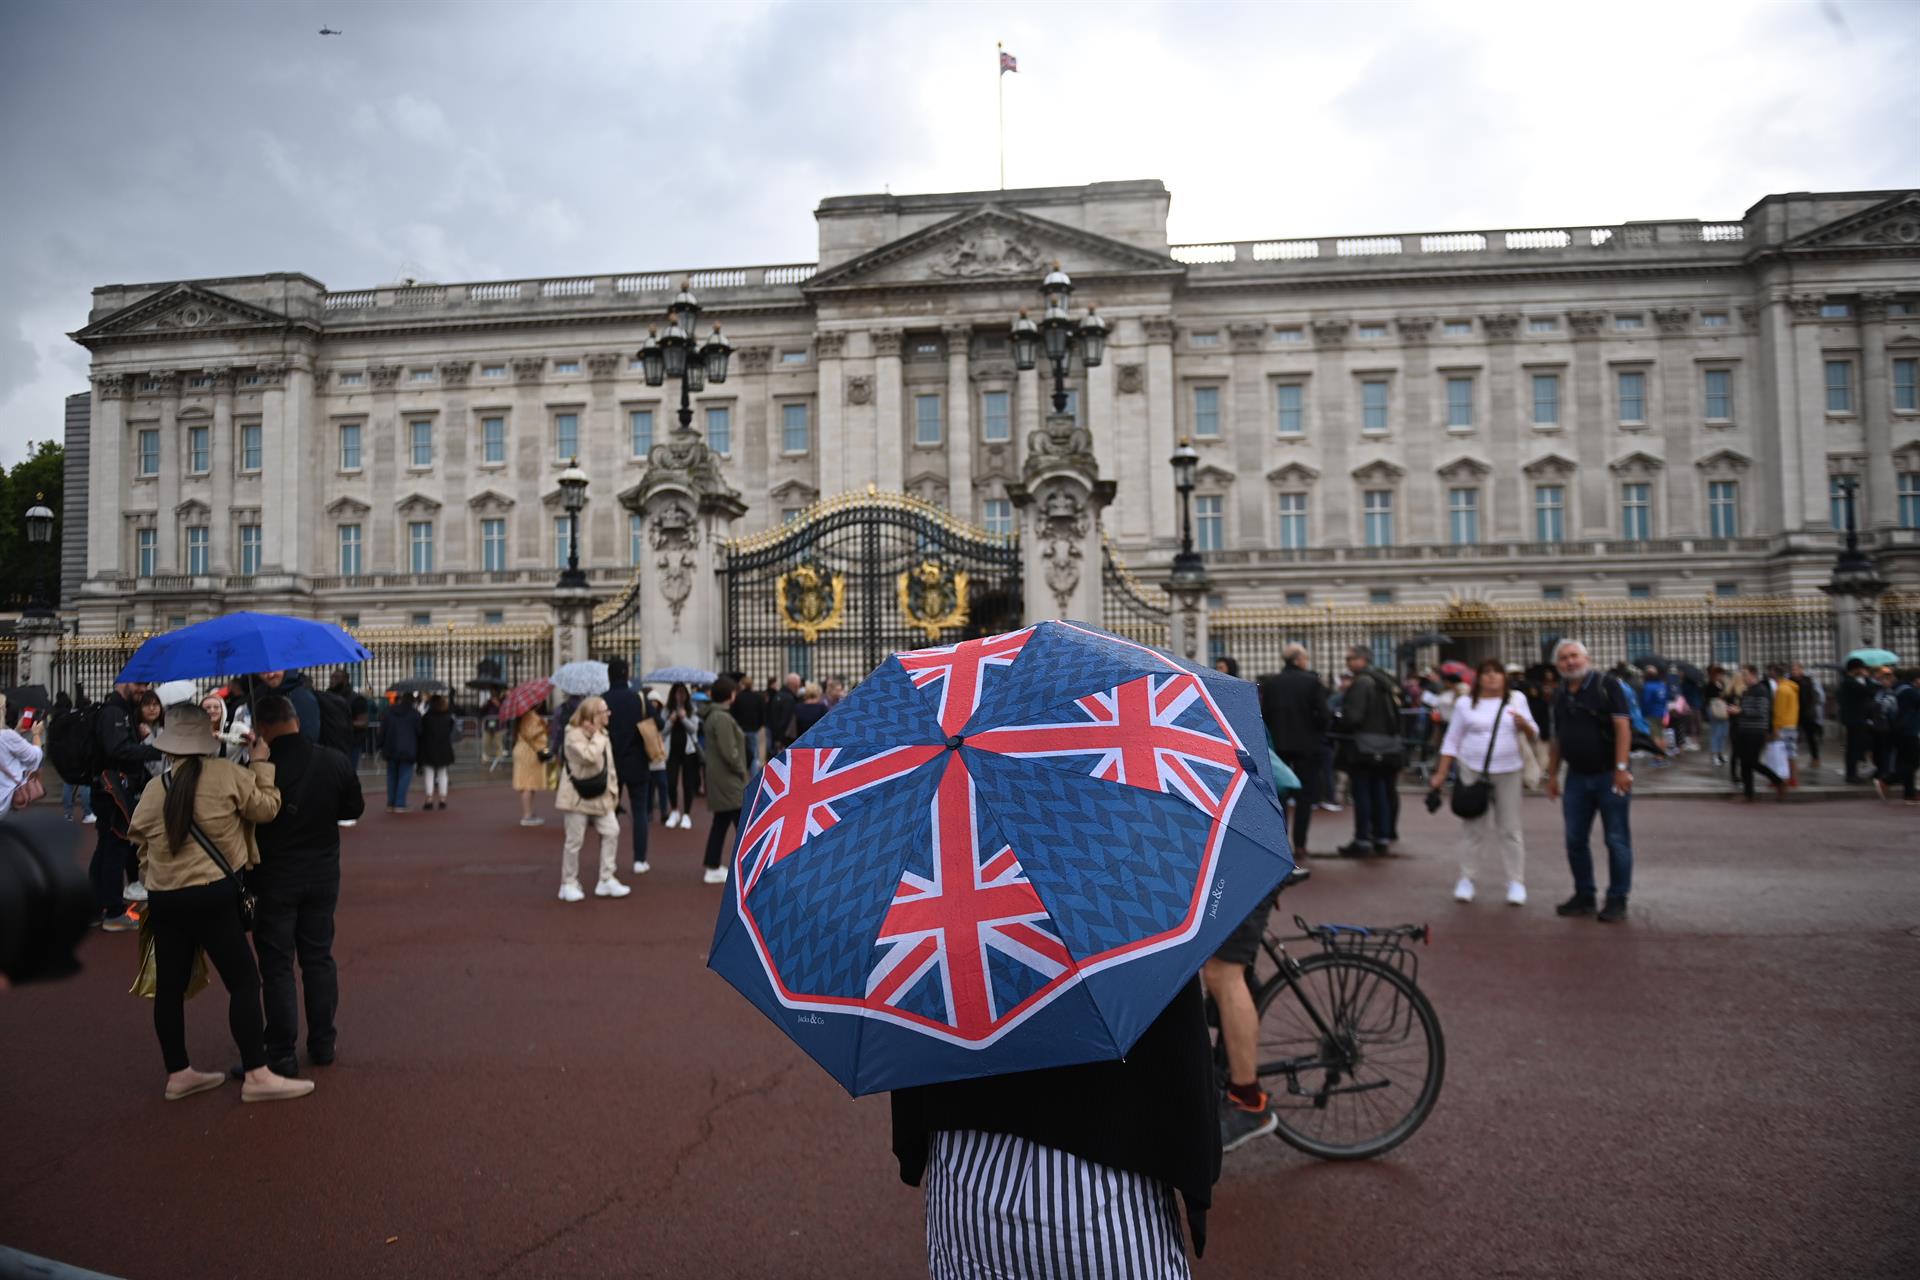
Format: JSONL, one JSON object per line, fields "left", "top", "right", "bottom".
{"left": 62, "top": 179, "right": 1920, "bottom": 667}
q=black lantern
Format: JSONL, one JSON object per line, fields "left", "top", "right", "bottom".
{"left": 634, "top": 280, "right": 728, "bottom": 442}
{"left": 670, "top": 281, "right": 701, "bottom": 337}
{"left": 701, "top": 323, "right": 733, "bottom": 384}
{"left": 638, "top": 325, "right": 666, "bottom": 386}
{"left": 659, "top": 316, "right": 691, "bottom": 380}
{"left": 1170, "top": 439, "right": 1203, "bottom": 581}
{"left": 1011, "top": 263, "right": 1107, "bottom": 416}
{"left": 556, "top": 461, "right": 589, "bottom": 589}
{"left": 23, "top": 494, "right": 53, "bottom": 618}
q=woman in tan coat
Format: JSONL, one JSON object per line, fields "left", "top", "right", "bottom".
{"left": 127, "top": 704, "right": 312, "bottom": 1104}
{"left": 512, "top": 708, "right": 549, "bottom": 827}
{"left": 556, "top": 696, "right": 626, "bottom": 902}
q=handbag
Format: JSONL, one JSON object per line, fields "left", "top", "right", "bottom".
{"left": 162, "top": 773, "right": 257, "bottom": 931}
{"left": 564, "top": 736, "right": 611, "bottom": 800}
{"left": 1451, "top": 693, "right": 1508, "bottom": 820}
{"left": 129, "top": 915, "right": 209, "bottom": 1001}
{"left": 9, "top": 772, "right": 45, "bottom": 810}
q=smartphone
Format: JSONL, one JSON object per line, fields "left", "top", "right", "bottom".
{"left": 16, "top": 707, "right": 38, "bottom": 732}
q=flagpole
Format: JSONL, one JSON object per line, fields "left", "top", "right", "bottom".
{"left": 997, "top": 41, "right": 1005, "bottom": 190}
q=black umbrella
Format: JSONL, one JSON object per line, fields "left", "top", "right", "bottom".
{"left": 1397, "top": 632, "right": 1452, "bottom": 656}
{"left": 388, "top": 677, "right": 450, "bottom": 696}
{"left": 466, "top": 659, "right": 508, "bottom": 691}
{"left": 3, "top": 684, "right": 52, "bottom": 717}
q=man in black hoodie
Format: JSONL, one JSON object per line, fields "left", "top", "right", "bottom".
{"left": 250, "top": 695, "right": 364, "bottom": 1076}
{"left": 89, "top": 679, "right": 161, "bottom": 928}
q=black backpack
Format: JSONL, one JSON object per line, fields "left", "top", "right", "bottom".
{"left": 45, "top": 706, "right": 102, "bottom": 782}
{"left": 315, "top": 688, "right": 354, "bottom": 753}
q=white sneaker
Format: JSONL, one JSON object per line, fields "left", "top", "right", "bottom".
{"left": 83, "top": 812, "right": 97, "bottom": 824}
{"left": 557, "top": 883, "right": 585, "bottom": 903}
{"left": 337, "top": 819, "right": 357, "bottom": 828}
{"left": 1453, "top": 877, "right": 1475, "bottom": 903}
{"left": 703, "top": 866, "right": 729, "bottom": 885}
{"left": 633, "top": 861, "right": 652, "bottom": 875}
{"left": 666, "top": 809, "right": 683, "bottom": 828}
{"left": 594, "top": 878, "right": 631, "bottom": 898}
{"left": 1506, "top": 881, "right": 1527, "bottom": 906}
{"left": 678, "top": 813, "right": 695, "bottom": 830}
{"left": 519, "top": 816, "right": 545, "bottom": 827}
{"left": 124, "top": 880, "right": 150, "bottom": 903}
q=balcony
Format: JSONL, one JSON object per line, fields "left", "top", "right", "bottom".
{"left": 320, "top": 265, "right": 819, "bottom": 324}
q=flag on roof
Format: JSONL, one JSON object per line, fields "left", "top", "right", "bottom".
{"left": 1000, "top": 49, "right": 1018, "bottom": 74}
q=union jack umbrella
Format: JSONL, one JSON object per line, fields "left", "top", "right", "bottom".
{"left": 707, "top": 620, "right": 1293, "bottom": 1096}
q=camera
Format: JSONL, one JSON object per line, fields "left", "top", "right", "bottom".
{"left": 0, "top": 813, "right": 95, "bottom": 986}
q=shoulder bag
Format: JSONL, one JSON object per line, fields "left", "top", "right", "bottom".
{"left": 1451, "top": 693, "right": 1509, "bottom": 820}
{"left": 564, "top": 734, "right": 611, "bottom": 800}
{"left": 162, "top": 772, "right": 257, "bottom": 931}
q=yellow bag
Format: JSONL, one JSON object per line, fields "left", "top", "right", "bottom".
{"left": 129, "top": 917, "right": 210, "bottom": 1001}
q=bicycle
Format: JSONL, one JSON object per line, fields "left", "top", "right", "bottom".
{"left": 1212, "top": 868, "right": 1446, "bottom": 1160}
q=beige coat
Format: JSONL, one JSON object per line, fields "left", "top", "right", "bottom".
{"left": 511, "top": 710, "right": 548, "bottom": 792}
{"left": 555, "top": 725, "right": 617, "bottom": 816}
{"left": 130, "top": 757, "right": 281, "bottom": 892}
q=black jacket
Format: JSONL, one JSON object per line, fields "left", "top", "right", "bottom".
{"left": 1837, "top": 674, "right": 1874, "bottom": 728}
{"left": 254, "top": 735, "right": 365, "bottom": 887}
{"left": 380, "top": 705, "right": 422, "bottom": 762}
{"left": 94, "top": 690, "right": 161, "bottom": 776}
{"left": 765, "top": 688, "right": 798, "bottom": 744}
{"left": 417, "top": 710, "right": 458, "bottom": 768}
{"left": 603, "top": 685, "right": 648, "bottom": 780}
{"left": 891, "top": 979, "right": 1219, "bottom": 1255}
{"left": 1337, "top": 666, "right": 1401, "bottom": 738}
{"left": 1259, "top": 665, "right": 1330, "bottom": 757}
{"left": 731, "top": 688, "right": 766, "bottom": 733}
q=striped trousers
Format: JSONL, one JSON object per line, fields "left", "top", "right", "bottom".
{"left": 924, "top": 1130, "right": 1192, "bottom": 1280}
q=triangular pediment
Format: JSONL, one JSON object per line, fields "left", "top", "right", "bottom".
{"left": 71, "top": 283, "right": 307, "bottom": 345}
{"left": 1193, "top": 464, "right": 1237, "bottom": 488}
{"left": 1785, "top": 192, "right": 1920, "bottom": 251}
{"left": 1436, "top": 454, "right": 1493, "bottom": 481}
{"left": 467, "top": 488, "right": 516, "bottom": 511}
{"left": 396, "top": 492, "right": 442, "bottom": 515}
{"left": 806, "top": 206, "right": 1180, "bottom": 292}
{"left": 1523, "top": 451, "right": 1578, "bottom": 478}
{"left": 175, "top": 498, "right": 210, "bottom": 519}
{"left": 325, "top": 496, "right": 370, "bottom": 517}
{"left": 1695, "top": 448, "right": 1752, "bottom": 473}
{"left": 1266, "top": 462, "right": 1321, "bottom": 485}
{"left": 769, "top": 479, "right": 819, "bottom": 504}
{"left": 1350, "top": 458, "right": 1406, "bottom": 483}
{"left": 1608, "top": 450, "right": 1665, "bottom": 476}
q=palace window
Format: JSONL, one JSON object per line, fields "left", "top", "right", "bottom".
{"left": 1357, "top": 323, "right": 1388, "bottom": 340}
{"left": 1620, "top": 482, "right": 1651, "bottom": 541}
{"left": 1361, "top": 380, "right": 1389, "bottom": 433}
{"left": 1363, "top": 489, "right": 1394, "bottom": 547}
{"left": 1615, "top": 314, "right": 1644, "bottom": 331}
{"left": 1894, "top": 358, "right": 1917, "bottom": 412}
{"left": 1448, "top": 487, "right": 1480, "bottom": 544}
{"left": 185, "top": 527, "right": 209, "bottom": 575}
{"left": 238, "top": 524, "right": 261, "bottom": 576}
{"left": 1446, "top": 377, "right": 1474, "bottom": 429}
{"left": 1277, "top": 492, "right": 1308, "bottom": 549}
{"left": 913, "top": 394, "right": 942, "bottom": 446}
{"left": 981, "top": 391, "right": 1011, "bottom": 442}
{"left": 240, "top": 422, "right": 262, "bottom": 471}
{"left": 481, "top": 518, "right": 507, "bottom": 572}
{"left": 338, "top": 524, "right": 362, "bottom": 576}
{"left": 1700, "top": 312, "right": 1729, "bottom": 328}
{"left": 782, "top": 403, "right": 809, "bottom": 454}
{"left": 483, "top": 416, "right": 506, "bottom": 464}
{"left": 136, "top": 528, "right": 157, "bottom": 577}
{"left": 1704, "top": 369, "right": 1733, "bottom": 421}
{"left": 1275, "top": 384, "right": 1304, "bottom": 436}
{"left": 1194, "top": 495, "right": 1224, "bottom": 551}
{"left": 409, "top": 368, "right": 433, "bottom": 383}
{"left": 1532, "top": 373, "right": 1561, "bottom": 426}
{"left": 187, "top": 375, "right": 211, "bottom": 390}
{"left": 337, "top": 371, "right": 364, "bottom": 386}
{"left": 554, "top": 516, "right": 572, "bottom": 569}
{"left": 1825, "top": 360, "right": 1853, "bottom": 413}
{"left": 1820, "top": 302, "right": 1850, "bottom": 319}
{"left": 481, "top": 364, "right": 506, "bottom": 379}
{"left": 1829, "top": 476, "right": 1854, "bottom": 530}
{"left": 339, "top": 423, "right": 362, "bottom": 470}
{"left": 780, "top": 350, "right": 808, "bottom": 365}
{"left": 1444, "top": 320, "right": 1473, "bottom": 338}
{"left": 1617, "top": 371, "right": 1647, "bottom": 424}
{"left": 628, "top": 409, "right": 652, "bottom": 458}
{"left": 1369, "top": 590, "right": 1394, "bottom": 606}
{"left": 1534, "top": 485, "right": 1565, "bottom": 544}
{"left": 554, "top": 412, "right": 579, "bottom": 461}
{"left": 1713, "top": 627, "right": 1741, "bottom": 666}
{"left": 1274, "top": 327, "right": 1305, "bottom": 344}
{"left": 188, "top": 425, "right": 209, "bottom": 474}
{"left": 1542, "top": 586, "right": 1565, "bottom": 602}
{"left": 553, "top": 360, "right": 580, "bottom": 375}
{"left": 408, "top": 520, "right": 434, "bottom": 573}
{"left": 1285, "top": 591, "right": 1309, "bottom": 607}
{"left": 137, "top": 429, "right": 160, "bottom": 476}
{"left": 1192, "top": 387, "right": 1221, "bottom": 438}
{"left": 1898, "top": 473, "right": 1919, "bottom": 530}
{"left": 1527, "top": 317, "right": 1557, "bottom": 333}
{"left": 1190, "top": 331, "right": 1220, "bottom": 348}
{"left": 630, "top": 513, "right": 644, "bottom": 565}
{"left": 983, "top": 498, "right": 1013, "bottom": 536}
{"left": 409, "top": 419, "right": 433, "bottom": 467}
{"left": 1708, "top": 481, "right": 1740, "bottom": 538}
{"left": 706, "top": 405, "right": 732, "bottom": 454}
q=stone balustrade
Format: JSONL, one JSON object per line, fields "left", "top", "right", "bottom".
{"left": 318, "top": 264, "right": 819, "bottom": 319}
{"left": 1171, "top": 220, "right": 1748, "bottom": 271}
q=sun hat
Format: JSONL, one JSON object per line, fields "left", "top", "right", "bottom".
{"left": 153, "top": 703, "right": 220, "bottom": 757}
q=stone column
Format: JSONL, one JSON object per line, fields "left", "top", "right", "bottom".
{"left": 368, "top": 364, "right": 403, "bottom": 570}
{"left": 87, "top": 374, "right": 128, "bottom": 579}
{"left": 153, "top": 373, "right": 182, "bottom": 573}
{"left": 1228, "top": 323, "right": 1267, "bottom": 546}
{"left": 1008, "top": 413, "right": 1113, "bottom": 625}
{"left": 631, "top": 426, "right": 748, "bottom": 671}
{"left": 1143, "top": 317, "right": 1178, "bottom": 544}
{"left": 1482, "top": 314, "right": 1524, "bottom": 539}
{"left": 1397, "top": 317, "right": 1437, "bottom": 541}
{"left": 1164, "top": 574, "right": 1211, "bottom": 667}
{"left": 511, "top": 357, "right": 548, "bottom": 564}
{"left": 1859, "top": 293, "right": 1897, "bottom": 531}
{"left": 814, "top": 331, "right": 847, "bottom": 499}
{"left": 16, "top": 614, "right": 62, "bottom": 692}
{"left": 1651, "top": 308, "right": 1699, "bottom": 535}
{"left": 1312, "top": 321, "right": 1352, "bottom": 545}
{"left": 209, "top": 369, "right": 235, "bottom": 575}
{"left": 1568, "top": 311, "right": 1610, "bottom": 534}
{"left": 551, "top": 586, "right": 593, "bottom": 668}
{"left": 873, "top": 329, "right": 904, "bottom": 493}
{"left": 442, "top": 360, "right": 477, "bottom": 567}
{"left": 943, "top": 325, "right": 975, "bottom": 521}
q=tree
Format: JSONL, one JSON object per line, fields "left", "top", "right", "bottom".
{"left": 0, "top": 441, "right": 65, "bottom": 608}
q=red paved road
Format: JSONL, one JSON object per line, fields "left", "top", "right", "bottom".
{"left": 3, "top": 788, "right": 1916, "bottom": 1278}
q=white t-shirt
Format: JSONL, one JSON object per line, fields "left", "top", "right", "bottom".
{"left": 1439, "top": 693, "right": 1538, "bottom": 775}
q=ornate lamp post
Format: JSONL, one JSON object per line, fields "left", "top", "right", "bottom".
{"left": 636, "top": 280, "right": 733, "bottom": 437}
{"left": 1163, "top": 440, "right": 1211, "bottom": 662}
{"left": 1169, "top": 439, "right": 1203, "bottom": 583}
{"left": 556, "top": 461, "right": 589, "bottom": 590}
{"left": 23, "top": 494, "right": 54, "bottom": 619}
{"left": 1823, "top": 473, "right": 1888, "bottom": 660}
{"left": 1010, "top": 263, "right": 1107, "bottom": 413}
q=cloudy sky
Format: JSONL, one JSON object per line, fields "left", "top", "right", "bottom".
{"left": 1, "top": 0, "right": 1915, "bottom": 465}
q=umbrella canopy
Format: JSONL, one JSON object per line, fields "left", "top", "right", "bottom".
{"left": 154, "top": 680, "right": 202, "bottom": 707}
{"left": 551, "top": 661, "right": 610, "bottom": 697}
{"left": 708, "top": 620, "right": 1294, "bottom": 1097}
{"left": 388, "top": 677, "right": 450, "bottom": 696}
{"left": 497, "top": 678, "right": 553, "bottom": 721}
{"left": 643, "top": 665, "right": 719, "bottom": 686}
{"left": 1848, "top": 647, "right": 1899, "bottom": 668}
{"left": 1438, "top": 660, "right": 1472, "bottom": 679}
{"left": 2, "top": 684, "right": 51, "bottom": 714}
{"left": 116, "top": 612, "right": 368, "bottom": 684}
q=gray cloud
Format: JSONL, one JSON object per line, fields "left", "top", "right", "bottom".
{"left": 0, "top": 0, "right": 1914, "bottom": 463}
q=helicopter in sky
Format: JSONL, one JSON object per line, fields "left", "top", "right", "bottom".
{"left": 319, "top": 27, "right": 342, "bottom": 36}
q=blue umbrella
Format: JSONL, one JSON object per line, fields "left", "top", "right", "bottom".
{"left": 643, "top": 665, "right": 718, "bottom": 686}
{"left": 708, "top": 620, "right": 1293, "bottom": 1097}
{"left": 1847, "top": 647, "right": 1899, "bottom": 668}
{"left": 116, "top": 612, "right": 368, "bottom": 683}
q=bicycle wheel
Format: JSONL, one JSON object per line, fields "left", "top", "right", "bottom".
{"left": 1254, "top": 951, "right": 1444, "bottom": 1160}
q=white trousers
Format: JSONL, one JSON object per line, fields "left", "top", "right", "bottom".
{"left": 561, "top": 810, "right": 620, "bottom": 889}
{"left": 1456, "top": 765, "right": 1526, "bottom": 885}
{"left": 419, "top": 765, "right": 449, "bottom": 798}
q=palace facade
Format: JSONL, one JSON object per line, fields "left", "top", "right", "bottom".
{"left": 67, "top": 180, "right": 1920, "bottom": 635}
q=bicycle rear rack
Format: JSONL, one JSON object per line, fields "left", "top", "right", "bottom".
{"left": 1296, "top": 916, "right": 1429, "bottom": 987}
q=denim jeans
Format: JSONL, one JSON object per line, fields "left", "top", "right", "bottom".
{"left": 1707, "top": 719, "right": 1729, "bottom": 759}
{"left": 1561, "top": 769, "right": 1633, "bottom": 901}
{"left": 386, "top": 759, "right": 415, "bottom": 809}
{"left": 62, "top": 782, "right": 91, "bottom": 819}
{"left": 1349, "top": 768, "right": 1397, "bottom": 845}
